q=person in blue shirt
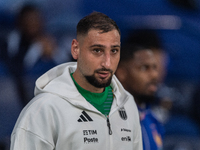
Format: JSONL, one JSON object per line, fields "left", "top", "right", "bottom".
{"left": 116, "top": 42, "right": 165, "bottom": 150}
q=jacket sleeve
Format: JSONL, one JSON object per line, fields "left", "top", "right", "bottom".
{"left": 10, "top": 95, "right": 57, "bottom": 150}
{"left": 130, "top": 96, "right": 143, "bottom": 150}
{"left": 134, "top": 126, "right": 143, "bottom": 150}
{"left": 10, "top": 128, "right": 54, "bottom": 150}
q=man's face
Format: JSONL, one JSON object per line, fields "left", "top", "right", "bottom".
{"left": 72, "top": 29, "right": 120, "bottom": 91}
{"left": 125, "top": 50, "right": 159, "bottom": 101}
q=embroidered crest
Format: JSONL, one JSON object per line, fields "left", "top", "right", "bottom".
{"left": 118, "top": 107, "right": 127, "bottom": 120}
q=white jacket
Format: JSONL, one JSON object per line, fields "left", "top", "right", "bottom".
{"left": 10, "top": 62, "right": 143, "bottom": 150}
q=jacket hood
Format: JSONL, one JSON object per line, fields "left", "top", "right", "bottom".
{"left": 35, "top": 62, "right": 130, "bottom": 108}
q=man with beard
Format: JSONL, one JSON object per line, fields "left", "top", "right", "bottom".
{"left": 116, "top": 44, "right": 164, "bottom": 150}
{"left": 10, "top": 12, "right": 143, "bottom": 150}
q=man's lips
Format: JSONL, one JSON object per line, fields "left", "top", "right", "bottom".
{"left": 148, "top": 84, "right": 158, "bottom": 92}
{"left": 147, "top": 83, "right": 158, "bottom": 93}
{"left": 95, "top": 68, "right": 113, "bottom": 79}
{"left": 97, "top": 71, "right": 110, "bottom": 78}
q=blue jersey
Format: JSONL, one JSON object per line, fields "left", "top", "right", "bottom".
{"left": 139, "top": 106, "right": 164, "bottom": 150}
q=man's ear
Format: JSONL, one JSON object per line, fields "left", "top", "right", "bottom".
{"left": 71, "top": 39, "right": 79, "bottom": 60}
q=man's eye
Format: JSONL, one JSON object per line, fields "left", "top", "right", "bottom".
{"left": 140, "top": 66, "right": 148, "bottom": 71}
{"left": 111, "top": 49, "right": 118, "bottom": 54}
{"left": 93, "top": 49, "right": 101, "bottom": 53}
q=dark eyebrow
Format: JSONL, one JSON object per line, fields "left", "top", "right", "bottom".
{"left": 90, "top": 44, "right": 105, "bottom": 48}
{"left": 90, "top": 44, "right": 120, "bottom": 48}
{"left": 111, "top": 45, "right": 121, "bottom": 48}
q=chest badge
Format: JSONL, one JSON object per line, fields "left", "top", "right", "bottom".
{"left": 118, "top": 107, "right": 127, "bottom": 120}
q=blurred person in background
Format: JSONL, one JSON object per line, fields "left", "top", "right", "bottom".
{"left": 125, "top": 29, "right": 173, "bottom": 124}
{"left": 115, "top": 35, "right": 165, "bottom": 150}
{"left": 116, "top": 28, "right": 200, "bottom": 149}
{"left": 127, "top": 30, "right": 200, "bottom": 142}
{"left": 5, "top": 3, "right": 57, "bottom": 106}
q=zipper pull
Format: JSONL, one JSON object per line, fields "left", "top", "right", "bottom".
{"left": 106, "top": 116, "right": 112, "bottom": 135}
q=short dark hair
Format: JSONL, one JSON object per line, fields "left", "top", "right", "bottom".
{"left": 76, "top": 12, "right": 120, "bottom": 37}
{"left": 120, "top": 44, "right": 149, "bottom": 63}
{"left": 124, "top": 29, "right": 161, "bottom": 49}
{"left": 120, "top": 29, "right": 161, "bottom": 63}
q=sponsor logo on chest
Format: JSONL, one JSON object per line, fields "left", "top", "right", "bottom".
{"left": 83, "top": 130, "right": 97, "bottom": 135}
{"left": 83, "top": 129, "right": 98, "bottom": 144}
{"left": 84, "top": 137, "right": 98, "bottom": 144}
{"left": 121, "top": 136, "right": 131, "bottom": 142}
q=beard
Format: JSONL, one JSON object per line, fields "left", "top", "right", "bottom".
{"left": 84, "top": 68, "right": 113, "bottom": 88}
{"left": 133, "top": 92, "right": 156, "bottom": 105}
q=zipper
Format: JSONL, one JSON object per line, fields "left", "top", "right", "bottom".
{"left": 106, "top": 115, "right": 112, "bottom": 135}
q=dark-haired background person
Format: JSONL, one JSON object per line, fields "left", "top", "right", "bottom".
{"left": 116, "top": 44, "right": 164, "bottom": 150}
{"left": 10, "top": 12, "right": 143, "bottom": 150}
{"left": 5, "top": 3, "right": 57, "bottom": 106}
{"left": 126, "top": 29, "right": 173, "bottom": 124}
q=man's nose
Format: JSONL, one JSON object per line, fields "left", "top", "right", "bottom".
{"left": 101, "top": 53, "right": 111, "bottom": 68}
{"left": 151, "top": 68, "right": 159, "bottom": 80}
